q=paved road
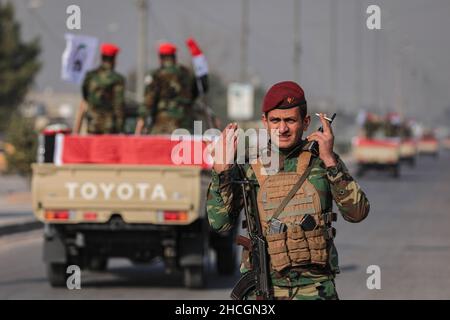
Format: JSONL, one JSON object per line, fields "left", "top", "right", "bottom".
{"left": 0, "top": 230, "right": 239, "bottom": 299}
{"left": 336, "top": 150, "right": 450, "bottom": 299}
{"left": 0, "top": 151, "right": 449, "bottom": 299}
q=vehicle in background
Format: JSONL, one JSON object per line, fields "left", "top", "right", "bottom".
{"left": 398, "top": 122, "right": 418, "bottom": 167}
{"left": 353, "top": 111, "right": 402, "bottom": 178}
{"left": 0, "top": 141, "right": 6, "bottom": 173}
{"left": 399, "top": 138, "right": 417, "bottom": 167}
{"left": 352, "top": 136, "right": 401, "bottom": 178}
{"left": 418, "top": 132, "right": 439, "bottom": 157}
{"left": 442, "top": 135, "right": 450, "bottom": 151}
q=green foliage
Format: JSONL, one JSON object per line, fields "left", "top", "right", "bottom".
{"left": 0, "top": 2, "right": 41, "bottom": 131}
{"left": 4, "top": 114, "right": 37, "bottom": 177}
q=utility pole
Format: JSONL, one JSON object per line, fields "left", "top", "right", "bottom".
{"left": 293, "top": 0, "right": 301, "bottom": 83}
{"left": 394, "top": 50, "right": 404, "bottom": 118}
{"left": 136, "top": 0, "right": 148, "bottom": 103}
{"left": 240, "top": 0, "right": 249, "bottom": 83}
{"left": 329, "top": 0, "right": 338, "bottom": 111}
{"left": 373, "top": 31, "right": 381, "bottom": 113}
{"left": 354, "top": 0, "right": 363, "bottom": 112}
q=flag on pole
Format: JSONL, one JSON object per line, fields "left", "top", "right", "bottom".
{"left": 186, "top": 37, "right": 217, "bottom": 127}
{"left": 186, "top": 37, "right": 208, "bottom": 78}
{"left": 61, "top": 33, "right": 98, "bottom": 84}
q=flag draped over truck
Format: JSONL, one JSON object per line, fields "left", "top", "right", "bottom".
{"left": 53, "top": 135, "right": 213, "bottom": 169}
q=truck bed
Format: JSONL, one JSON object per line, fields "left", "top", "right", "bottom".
{"left": 352, "top": 137, "right": 400, "bottom": 164}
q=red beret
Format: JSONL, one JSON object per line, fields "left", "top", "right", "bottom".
{"left": 101, "top": 43, "right": 120, "bottom": 57}
{"left": 159, "top": 42, "right": 177, "bottom": 55}
{"left": 262, "top": 81, "right": 307, "bottom": 113}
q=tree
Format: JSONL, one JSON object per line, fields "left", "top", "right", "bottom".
{"left": 0, "top": 2, "right": 41, "bottom": 132}
{"left": 4, "top": 114, "right": 37, "bottom": 177}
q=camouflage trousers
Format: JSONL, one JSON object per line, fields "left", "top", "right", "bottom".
{"left": 150, "top": 111, "right": 192, "bottom": 134}
{"left": 245, "top": 279, "right": 339, "bottom": 300}
{"left": 87, "top": 110, "right": 120, "bottom": 134}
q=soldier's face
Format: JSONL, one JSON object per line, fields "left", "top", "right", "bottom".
{"left": 262, "top": 107, "right": 310, "bottom": 149}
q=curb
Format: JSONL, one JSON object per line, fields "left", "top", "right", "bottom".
{"left": 0, "top": 219, "right": 43, "bottom": 237}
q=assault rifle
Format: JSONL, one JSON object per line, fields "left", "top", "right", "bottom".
{"left": 230, "top": 165, "right": 272, "bottom": 300}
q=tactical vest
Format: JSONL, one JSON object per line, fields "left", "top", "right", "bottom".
{"left": 250, "top": 151, "right": 337, "bottom": 272}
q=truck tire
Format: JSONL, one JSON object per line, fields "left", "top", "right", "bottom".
{"left": 392, "top": 164, "right": 400, "bottom": 178}
{"left": 47, "top": 263, "right": 67, "bottom": 287}
{"left": 183, "top": 266, "right": 206, "bottom": 289}
{"left": 356, "top": 164, "right": 365, "bottom": 178}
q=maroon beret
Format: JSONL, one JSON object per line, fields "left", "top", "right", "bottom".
{"left": 262, "top": 81, "right": 307, "bottom": 113}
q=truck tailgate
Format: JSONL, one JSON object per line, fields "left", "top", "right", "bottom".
{"left": 32, "top": 164, "right": 210, "bottom": 225}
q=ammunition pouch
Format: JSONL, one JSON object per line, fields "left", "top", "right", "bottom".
{"left": 286, "top": 225, "right": 310, "bottom": 266}
{"left": 266, "top": 231, "right": 290, "bottom": 272}
{"left": 265, "top": 221, "right": 336, "bottom": 271}
{"left": 303, "top": 226, "right": 336, "bottom": 266}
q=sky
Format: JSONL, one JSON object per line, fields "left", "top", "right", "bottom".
{"left": 9, "top": 0, "right": 450, "bottom": 126}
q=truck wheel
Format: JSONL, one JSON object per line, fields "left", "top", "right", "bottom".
{"left": 409, "top": 157, "right": 416, "bottom": 167}
{"left": 47, "top": 263, "right": 68, "bottom": 287}
{"left": 356, "top": 165, "right": 365, "bottom": 178}
{"left": 216, "top": 245, "right": 237, "bottom": 275}
{"left": 88, "top": 257, "right": 108, "bottom": 271}
{"left": 392, "top": 164, "right": 400, "bottom": 178}
{"left": 183, "top": 266, "right": 206, "bottom": 289}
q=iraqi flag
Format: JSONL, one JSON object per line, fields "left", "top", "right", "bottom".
{"left": 61, "top": 33, "right": 98, "bottom": 84}
{"left": 186, "top": 37, "right": 208, "bottom": 78}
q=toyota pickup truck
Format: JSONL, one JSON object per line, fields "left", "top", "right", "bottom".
{"left": 352, "top": 136, "right": 401, "bottom": 178}
{"left": 32, "top": 134, "right": 236, "bottom": 288}
{"left": 418, "top": 133, "right": 439, "bottom": 157}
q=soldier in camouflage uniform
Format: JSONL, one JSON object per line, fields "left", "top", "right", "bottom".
{"left": 363, "top": 112, "right": 381, "bottom": 138}
{"left": 75, "top": 43, "right": 126, "bottom": 134}
{"left": 135, "top": 42, "right": 198, "bottom": 135}
{"left": 207, "top": 81, "right": 370, "bottom": 300}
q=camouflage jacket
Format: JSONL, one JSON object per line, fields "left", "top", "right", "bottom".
{"left": 206, "top": 142, "right": 370, "bottom": 287}
{"left": 82, "top": 62, "right": 125, "bottom": 134}
{"left": 139, "top": 60, "right": 197, "bottom": 121}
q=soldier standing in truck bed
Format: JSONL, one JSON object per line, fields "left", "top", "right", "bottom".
{"left": 135, "top": 42, "right": 198, "bottom": 135}
{"left": 74, "top": 43, "right": 126, "bottom": 134}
